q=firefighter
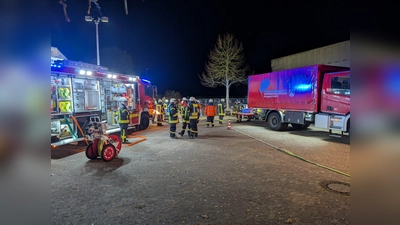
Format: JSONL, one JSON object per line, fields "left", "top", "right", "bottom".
{"left": 156, "top": 99, "right": 164, "bottom": 126}
{"left": 118, "top": 99, "right": 130, "bottom": 144}
{"left": 163, "top": 99, "right": 169, "bottom": 121}
{"left": 197, "top": 99, "right": 202, "bottom": 123}
{"left": 235, "top": 99, "right": 244, "bottom": 113}
{"left": 178, "top": 97, "right": 190, "bottom": 137}
{"left": 217, "top": 98, "right": 225, "bottom": 124}
{"left": 188, "top": 97, "right": 200, "bottom": 138}
{"left": 205, "top": 99, "right": 217, "bottom": 128}
{"left": 168, "top": 98, "right": 179, "bottom": 139}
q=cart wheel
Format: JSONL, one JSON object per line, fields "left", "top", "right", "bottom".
{"left": 85, "top": 144, "right": 98, "bottom": 160}
{"left": 101, "top": 144, "right": 116, "bottom": 162}
{"left": 108, "top": 134, "right": 122, "bottom": 154}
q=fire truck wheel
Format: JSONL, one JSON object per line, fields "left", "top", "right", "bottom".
{"left": 267, "top": 112, "right": 287, "bottom": 131}
{"left": 108, "top": 134, "right": 122, "bottom": 153}
{"left": 85, "top": 144, "right": 98, "bottom": 160}
{"left": 139, "top": 114, "right": 150, "bottom": 130}
{"left": 101, "top": 144, "right": 116, "bottom": 162}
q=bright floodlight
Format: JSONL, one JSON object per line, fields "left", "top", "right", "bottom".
{"left": 101, "top": 16, "right": 109, "bottom": 22}
{"left": 79, "top": 70, "right": 86, "bottom": 75}
{"left": 85, "top": 16, "right": 93, "bottom": 22}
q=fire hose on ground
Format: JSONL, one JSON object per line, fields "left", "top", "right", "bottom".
{"left": 232, "top": 129, "right": 350, "bottom": 177}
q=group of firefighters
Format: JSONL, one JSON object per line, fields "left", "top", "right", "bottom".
{"left": 117, "top": 96, "right": 233, "bottom": 143}
{"left": 154, "top": 97, "right": 227, "bottom": 139}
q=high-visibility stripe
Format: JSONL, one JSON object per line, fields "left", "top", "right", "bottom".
{"left": 218, "top": 104, "right": 224, "bottom": 115}
{"left": 118, "top": 108, "right": 129, "bottom": 123}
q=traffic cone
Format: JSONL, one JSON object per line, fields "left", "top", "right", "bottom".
{"left": 227, "top": 120, "right": 231, "bottom": 130}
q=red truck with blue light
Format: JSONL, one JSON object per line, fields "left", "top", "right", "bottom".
{"left": 247, "top": 64, "right": 350, "bottom": 136}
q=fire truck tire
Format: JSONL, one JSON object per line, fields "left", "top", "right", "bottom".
{"left": 139, "top": 114, "right": 150, "bottom": 130}
{"left": 85, "top": 143, "right": 98, "bottom": 160}
{"left": 101, "top": 144, "right": 116, "bottom": 162}
{"left": 267, "top": 112, "right": 286, "bottom": 131}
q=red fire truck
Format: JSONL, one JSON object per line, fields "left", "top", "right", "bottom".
{"left": 247, "top": 64, "right": 350, "bottom": 136}
{"left": 51, "top": 56, "right": 157, "bottom": 147}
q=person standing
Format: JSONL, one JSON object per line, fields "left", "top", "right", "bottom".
{"left": 163, "top": 99, "right": 169, "bottom": 121}
{"left": 118, "top": 99, "right": 130, "bottom": 144}
{"left": 188, "top": 97, "right": 199, "bottom": 138}
{"left": 217, "top": 98, "right": 225, "bottom": 124}
{"left": 178, "top": 97, "right": 190, "bottom": 136}
{"left": 168, "top": 98, "right": 179, "bottom": 139}
{"left": 156, "top": 99, "right": 164, "bottom": 126}
{"left": 205, "top": 99, "right": 217, "bottom": 128}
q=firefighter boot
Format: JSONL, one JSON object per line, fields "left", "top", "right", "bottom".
{"left": 179, "top": 130, "right": 184, "bottom": 137}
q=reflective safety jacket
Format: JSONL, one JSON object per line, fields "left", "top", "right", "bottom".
{"left": 180, "top": 101, "right": 188, "bottom": 115}
{"left": 182, "top": 105, "right": 190, "bottom": 121}
{"left": 118, "top": 103, "right": 130, "bottom": 124}
{"left": 205, "top": 103, "right": 217, "bottom": 116}
{"left": 168, "top": 103, "right": 179, "bottom": 124}
{"left": 156, "top": 103, "right": 164, "bottom": 115}
{"left": 163, "top": 103, "right": 168, "bottom": 116}
{"left": 188, "top": 102, "right": 200, "bottom": 119}
{"left": 217, "top": 103, "right": 225, "bottom": 116}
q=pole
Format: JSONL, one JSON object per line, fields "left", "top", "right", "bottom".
{"left": 95, "top": 19, "right": 100, "bottom": 65}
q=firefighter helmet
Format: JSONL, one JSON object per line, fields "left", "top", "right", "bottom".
{"left": 221, "top": 98, "right": 225, "bottom": 102}
{"left": 189, "top": 97, "right": 195, "bottom": 102}
{"left": 158, "top": 99, "right": 162, "bottom": 103}
{"left": 182, "top": 97, "right": 187, "bottom": 101}
{"left": 209, "top": 99, "right": 213, "bottom": 103}
{"left": 170, "top": 98, "right": 176, "bottom": 103}
{"left": 165, "top": 99, "right": 169, "bottom": 103}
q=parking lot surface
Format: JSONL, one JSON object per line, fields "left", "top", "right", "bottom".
{"left": 51, "top": 116, "right": 350, "bottom": 224}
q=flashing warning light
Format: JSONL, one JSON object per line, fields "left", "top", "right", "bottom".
{"left": 86, "top": 71, "right": 92, "bottom": 76}
{"left": 129, "top": 77, "right": 137, "bottom": 82}
{"left": 51, "top": 64, "right": 62, "bottom": 68}
{"left": 294, "top": 84, "right": 312, "bottom": 92}
{"left": 79, "top": 70, "right": 86, "bottom": 75}
{"left": 51, "top": 60, "right": 64, "bottom": 68}
{"left": 141, "top": 78, "right": 151, "bottom": 84}
{"left": 112, "top": 75, "right": 117, "bottom": 79}
{"left": 107, "top": 74, "right": 112, "bottom": 78}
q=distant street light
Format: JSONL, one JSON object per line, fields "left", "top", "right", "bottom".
{"left": 85, "top": 16, "right": 109, "bottom": 65}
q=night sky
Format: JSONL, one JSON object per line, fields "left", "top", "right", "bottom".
{"left": 51, "top": 0, "right": 349, "bottom": 97}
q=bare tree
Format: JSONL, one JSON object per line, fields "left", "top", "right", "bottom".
{"left": 199, "top": 33, "right": 251, "bottom": 109}
{"left": 163, "top": 90, "right": 182, "bottom": 100}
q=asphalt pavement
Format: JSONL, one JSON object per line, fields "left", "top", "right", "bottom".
{"left": 51, "top": 115, "right": 350, "bottom": 225}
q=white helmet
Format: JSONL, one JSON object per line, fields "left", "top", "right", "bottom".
{"left": 182, "top": 97, "right": 187, "bottom": 101}
{"left": 189, "top": 97, "right": 195, "bottom": 102}
{"left": 158, "top": 99, "right": 162, "bottom": 103}
{"left": 170, "top": 98, "right": 176, "bottom": 103}
{"left": 209, "top": 99, "right": 213, "bottom": 103}
{"left": 221, "top": 98, "right": 225, "bottom": 102}
{"left": 165, "top": 99, "right": 169, "bottom": 103}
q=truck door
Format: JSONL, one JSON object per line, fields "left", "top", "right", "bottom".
{"left": 321, "top": 71, "right": 350, "bottom": 115}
